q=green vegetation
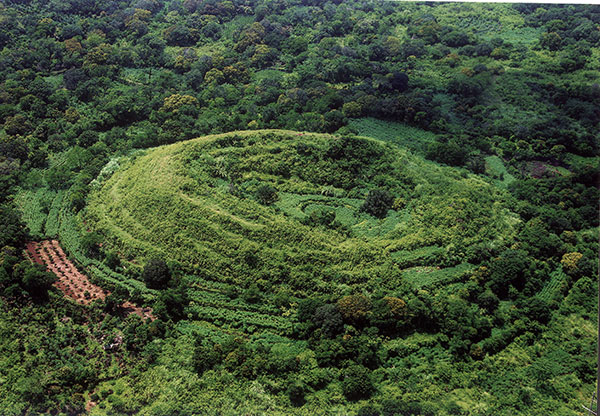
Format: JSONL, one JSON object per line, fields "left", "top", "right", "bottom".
{"left": 87, "top": 130, "right": 514, "bottom": 293}
{"left": 0, "top": 0, "right": 597, "bottom": 414}
{"left": 347, "top": 117, "right": 438, "bottom": 155}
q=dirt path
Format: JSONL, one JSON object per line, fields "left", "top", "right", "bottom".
{"left": 25, "top": 240, "right": 154, "bottom": 320}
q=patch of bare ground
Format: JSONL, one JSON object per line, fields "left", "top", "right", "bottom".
{"left": 25, "top": 240, "right": 155, "bottom": 321}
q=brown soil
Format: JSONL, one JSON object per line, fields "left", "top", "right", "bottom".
{"left": 25, "top": 240, "right": 155, "bottom": 320}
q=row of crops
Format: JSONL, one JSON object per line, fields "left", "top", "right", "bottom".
{"left": 348, "top": 117, "right": 438, "bottom": 155}
{"left": 15, "top": 185, "right": 295, "bottom": 336}
{"left": 188, "top": 303, "right": 292, "bottom": 334}
{"left": 15, "top": 187, "right": 154, "bottom": 298}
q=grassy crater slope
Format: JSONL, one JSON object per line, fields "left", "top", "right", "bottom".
{"left": 86, "top": 130, "right": 517, "bottom": 294}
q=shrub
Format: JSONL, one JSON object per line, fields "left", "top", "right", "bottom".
{"left": 142, "top": 258, "right": 171, "bottom": 289}
{"left": 337, "top": 294, "right": 371, "bottom": 326}
{"left": 287, "top": 381, "right": 306, "bottom": 406}
{"left": 360, "top": 189, "right": 394, "bottom": 218}
{"left": 341, "top": 364, "right": 374, "bottom": 400}
{"left": 313, "top": 304, "right": 343, "bottom": 337}
{"left": 256, "top": 184, "right": 278, "bottom": 205}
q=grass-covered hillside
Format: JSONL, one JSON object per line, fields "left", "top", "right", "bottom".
{"left": 0, "top": 0, "right": 598, "bottom": 414}
{"left": 87, "top": 130, "right": 515, "bottom": 294}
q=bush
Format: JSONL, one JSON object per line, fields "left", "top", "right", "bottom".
{"left": 337, "top": 294, "right": 371, "bottom": 326}
{"left": 256, "top": 184, "right": 278, "bottom": 205}
{"left": 313, "top": 304, "right": 343, "bottom": 337}
{"left": 287, "top": 381, "right": 306, "bottom": 406}
{"left": 426, "top": 141, "right": 468, "bottom": 166}
{"left": 81, "top": 232, "right": 103, "bottom": 258}
{"left": 341, "top": 364, "right": 374, "bottom": 400}
{"left": 18, "top": 262, "right": 56, "bottom": 299}
{"left": 357, "top": 404, "right": 380, "bottom": 416}
{"left": 142, "top": 258, "right": 171, "bottom": 289}
{"left": 360, "top": 189, "right": 394, "bottom": 218}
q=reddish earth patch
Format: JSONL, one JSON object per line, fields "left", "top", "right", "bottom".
{"left": 521, "top": 160, "right": 563, "bottom": 179}
{"left": 25, "top": 240, "right": 154, "bottom": 320}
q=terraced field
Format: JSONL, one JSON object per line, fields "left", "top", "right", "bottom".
{"left": 86, "top": 130, "right": 517, "bottom": 296}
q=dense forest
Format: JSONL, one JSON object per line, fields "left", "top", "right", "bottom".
{"left": 0, "top": 0, "right": 598, "bottom": 415}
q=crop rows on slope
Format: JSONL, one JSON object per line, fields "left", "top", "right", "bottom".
{"left": 401, "top": 263, "right": 475, "bottom": 290}
{"left": 189, "top": 286, "right": 280, "bottom": 316}
{"left": 15, "top": 187, "right": 154, "bottom": 299}
{"left": 13, "top": 188, "right": 56, "bottom": 238}
{"left": 24, "top": 240, "right": 155, "bottom": 319}
{"left": 188, "top": 303, "right": 291, "bottom": 333}
{"left": 86, "top": 130, "right": 517, "bottom": 294}
{"left": 347, "top": 117, "right": 438, "bottom": 155}
{"left": 538, "top": 268, "right": 569, "bottom": 303}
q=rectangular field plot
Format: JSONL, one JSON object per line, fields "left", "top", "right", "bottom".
{"left": 401, "top": 263, "right": 474, "bottom": 289}
{"left": 348, "top": 117, "right": 438, "bottom": 154}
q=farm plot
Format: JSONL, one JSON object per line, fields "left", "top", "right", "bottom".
{"left": 276, "top": 192, "right": 408, "bottom": 238}
{"left": 186, "top": 278, "right": 292, "bottom": 335}
{"left": 538, "top": 267, "right": 568, "bottom": 303}
{"left": 25, "top": 240, "right": 154, "bottom": 320}
{"left": 26, "top": 240, "right": 106, "bottom": 304}
{"left": 401, "top": 263, "right": 474, "bottom": 290}
{"left": 348, "top": 117, "right": 438, "bottom": 154}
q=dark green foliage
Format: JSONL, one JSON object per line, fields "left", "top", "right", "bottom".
{"left": 104, "top": 251, "right": 121, "bottom": 270}
{"left": 523, "top": 297, "right": 551, "bottom": 324}
{"left": 142, "top": 258, "right": 171, "bottom": 289}
{"left": 0, "top": 204, "right": 27, "bottom": 248}
{"left": 426, "top": 140, "right": 468, "bottom": 166}
{"left": 287, "top": 381, "right": 307, "bottom": 406}
{"left": 357, "top": 403, "right": 381, "bottom": 416}
{"left": 297, "top": 297, "right": 325, "bottom": 323}
{"left": 313, "top": 304, "right": 343, "bottom": 337}
{"left": 488, "top": 249, "right": 531, "bottom": 297}
{"left": 242, "top": 284, "right": 262, "bottom": 304}
{"left": 255, "top": 184, "right": 278, "bottom": 205}
{"left": 193, "top": 338, "right": 221, "bottom": 374}
{"left": 342, "top": 364, "right": 374, "bottom": 400}
{"left": 80, "top": 232, "right": 102, "bottom": 258}
{"left": 360, "top": 189, "right": 394, "bottom": 219}
{"left": 154, "top": 286, "right": 188, "bottom": 321}
{"left": 13, "top": 261, "right": 56, "bottom": 300}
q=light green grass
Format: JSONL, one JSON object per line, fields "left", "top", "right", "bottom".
{"left": 347, "top": 117, "right": 437, "bottom": 154}
{"left": 484, "top": 155, "right": 515, "bottom": 187}
{"left": 87, "top": 130, "right": 516, "bottom": 295}
{"left": 401, "top": 263, "right": 474, "bottom": 289}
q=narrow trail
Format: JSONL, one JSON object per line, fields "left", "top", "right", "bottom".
{"left": 25, "top": 240, "right": 154, "bottom": 320}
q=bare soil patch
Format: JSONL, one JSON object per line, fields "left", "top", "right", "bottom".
{"left": 25, "top": 240, "right": 154, "bottom": 320}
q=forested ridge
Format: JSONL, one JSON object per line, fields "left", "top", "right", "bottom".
{"left": 0, "top": 0, "right": 598, "bottom": 415}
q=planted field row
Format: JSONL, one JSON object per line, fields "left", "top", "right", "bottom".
{"left": 401, "top": 263, "right": 474, "bottom": 290}
{"left": 538, "top": 268, "right": 568, "bottom": 302}
{"left": 56, "top": 206, "right": 154, "bottom": 298}
{"left": 26, "top": 240, "right": 107, "bottom": 305}
{"left": 189, "top": 287, "right": 281, "bottom": 316}
{"left": 14, "top": 188, "right": 53, "bottom": 238}
{"left": 348, "top": 117, "right": 437, "bottom": 154}
{"left": 189, "top": 304, "right": 292, "bottom": 333}
{"left": 25, "top": 240, "right": 154, "bottom": 320}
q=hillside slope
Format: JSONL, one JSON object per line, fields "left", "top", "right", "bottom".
{"left": 87, "top": 129, "right": 516, "bottom": 295}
